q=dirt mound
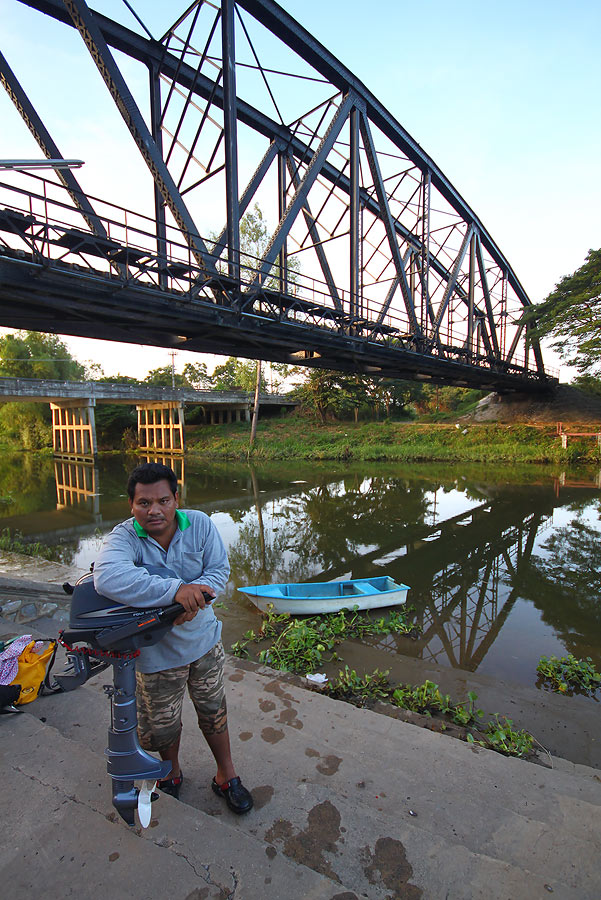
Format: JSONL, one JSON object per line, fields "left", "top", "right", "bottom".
{"left": 468, "top": 384, "right": 601, "bottom": 424}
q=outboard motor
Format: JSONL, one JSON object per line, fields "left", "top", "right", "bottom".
{"left": 57, "top": 570, "right": 191, "bottom": 827}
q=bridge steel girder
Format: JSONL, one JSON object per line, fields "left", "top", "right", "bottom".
{"left": 61, "top": 0, "right": 218, "bottom": 276}
{"left": 0, "top": 252, "right": 549, "bottom": 394}
{"left": 3, "top": 0, "right": 551, "bottom": 390}
{"left": 0, "top": 49, "right": 107, "bottom": 239}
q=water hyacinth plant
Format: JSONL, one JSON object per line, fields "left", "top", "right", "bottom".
{"left": 537, "top": 654, "right": 601, "bottom": 695}
{"left": 231, "top": 604, "right": 420, "bottom": 674}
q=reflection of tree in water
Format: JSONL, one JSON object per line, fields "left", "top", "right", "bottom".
{"left": 227, "top": 518, "right": 308, "bottom": 586}
{"left": 523, "top": 517, "right": 601, "bottom": 657}
{"left": 0, "top": 453, "right": 57, "bottom": 517}
{"left": 227, "top": 472, "right": 436, "bottom": 581}
{"left": 291, "top": 475, "right": 435, "bottom": 570}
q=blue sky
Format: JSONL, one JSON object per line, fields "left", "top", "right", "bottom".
{"left": 1, "top": 0, "right": 599, "bottom": 379}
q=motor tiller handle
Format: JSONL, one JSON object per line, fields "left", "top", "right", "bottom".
{"left": 159, "top": 591, "right": 213, "bottom": 621}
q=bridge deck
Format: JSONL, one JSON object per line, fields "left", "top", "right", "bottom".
{"left": 0, "top": 376, "right": 296, "bottom": 407}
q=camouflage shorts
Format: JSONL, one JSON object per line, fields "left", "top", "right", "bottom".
{"left": 136, "top": 640, "right": 227, "bottom": 752}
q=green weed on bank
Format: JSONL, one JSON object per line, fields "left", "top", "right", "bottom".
{"left": 0, "top": 527, "right": 64, "bottom": 562}
{"left": 230, "top": 606, "right": 537, "bottom": 759}
{"left": 325, "top": 668, "right": 534, "bottom": 758}
{"left": 187, "top": 418, "right": 585, "bottom": 463}
{"left": 537, "top": 654, "right": 601, "bottom": 695}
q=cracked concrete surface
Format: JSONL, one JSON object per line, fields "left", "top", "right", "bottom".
{"left": 2, "top": 614, "right": 601, "bottom": 899}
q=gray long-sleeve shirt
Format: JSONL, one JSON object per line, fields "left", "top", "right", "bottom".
{"left": 93, "top": 509, "right": 230, "bottom": 673}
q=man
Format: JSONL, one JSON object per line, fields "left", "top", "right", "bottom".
{"left": 93, "top": 462, "right": 253, "bottom": 814}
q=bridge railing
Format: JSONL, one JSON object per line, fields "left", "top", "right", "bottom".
{"left": 0, "top": 171, "right": 541, "bottom": 382}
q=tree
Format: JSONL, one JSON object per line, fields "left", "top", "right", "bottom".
{"left": 293, "top": 369, "right": 422, "bottom": 422}
{"left": 144, "top": 365, "right": 188, "bottom": 388}
{"left": 572, "top": 374, "right": 601, "bottom": 397}
{"left": 0, "top": 331, "right": 86, "bottom": 381}
{"left": 143, "top": 361, "right": 212, "bottom": 389}
{"left": 237, "top": 203, "right": 300, "bottom": 289}
{"left": 212, "top": 357, "right": 257, "bottom": 392}
{"left": 0, "top": 332, "right": 87, "bottom": 449}
{"left": 292, "top": 369, "right": 368, "bottom": 422}
{"left": 182, "top": 361, "right": 212, "bottom": 390}
{"left": 528, "top": 248, "right": 601, "bottom": 374}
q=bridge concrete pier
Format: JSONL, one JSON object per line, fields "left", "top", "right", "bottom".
{"left": 50, "top": 400, "right": 97, "bottom": 462}
{"left": 137, "top": 402, "right": 185, "bottom": 453}
{"left": 203, "top": 404, "right": 250, "bottom": 425}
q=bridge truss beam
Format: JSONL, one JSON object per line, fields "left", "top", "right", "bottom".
{"left": 0, "top": 0, "right": 553, "bottom": 392}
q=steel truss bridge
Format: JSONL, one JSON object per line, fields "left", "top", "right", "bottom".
{"left": 0, "top": 0, "right": 554, "bottom": 391}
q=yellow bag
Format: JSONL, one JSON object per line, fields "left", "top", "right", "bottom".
{"left": 11, "top": 640, "right": 58, "bottom": 705}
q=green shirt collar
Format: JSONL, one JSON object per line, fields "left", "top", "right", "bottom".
{"left": 133, "top": 509, "right": 191, "bottom": 538}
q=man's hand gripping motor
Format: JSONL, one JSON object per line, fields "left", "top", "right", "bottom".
{"left": 173, "top": 583, "right": 215, "bottom": 625}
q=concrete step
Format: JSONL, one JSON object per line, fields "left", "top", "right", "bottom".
{"left": 2, "top": 701, "right": 583, "bottom": 900}
{"left": 2, "top": 714, "right": 354, "bottom": 900}
{"left": 11, "top": 652, "right": 601, "bottom": 898}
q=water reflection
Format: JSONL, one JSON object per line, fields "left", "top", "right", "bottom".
{"left": 54, "top": 459, "right": 100, "bottom": 515}
{"left": 0, "top": 453, "right": 600, "bottom": 686}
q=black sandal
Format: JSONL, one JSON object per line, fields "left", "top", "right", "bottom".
{"left": 212, "top": 776, "right": 253, "bottom": 814}
{"left": 158, "top": 772, "right": 183, "bottom": 800}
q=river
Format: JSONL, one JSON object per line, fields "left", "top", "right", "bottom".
{"left": 1, "top": 451, "right": 600, "bottom": 693}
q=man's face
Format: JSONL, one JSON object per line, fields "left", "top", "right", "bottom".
{"left": 130, "top": 479, "right": 178, "bottom": 542}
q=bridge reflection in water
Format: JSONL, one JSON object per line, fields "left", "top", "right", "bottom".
{"left": 53, "top": 455, "right": 187, "bottom": 514}
{"left": 9, "top": 457, "right": 600, "bottom": 680}
{"left": 368, "top": 511, "right": 551, "bottom": 672}
{"left": 54, "top": 458, "right": 99, "bottom": 515}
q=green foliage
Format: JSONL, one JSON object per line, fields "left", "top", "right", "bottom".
{"left": 324, "top": 669, "right": 533, "bottom": 758}
{"left": 230, "top": 604, "right": 420, "bottom": 674}
{"left": 0, "top": 332, "right": 87, "bottom": 449}
{"left": 326, "top": 666, "right": 392, "bottom": 707}
{"left": 414, "top": 385, "right": 485, "bottom": 419}
{"left": 143, "top": 361, "right": 212, "bottom": 389}
{"left": 390, "top": 680, "right": 483, "bottom": 727}
{"left": 467, "top": 716, "right": 534, "bottom": 758}
{"left": 537, "top": 654, "right": 601, "bottom": 695}
{"left": 94, "top": 374, "right": 141, "bottom": 385}
{"left": 0, "top": 331, "right": 85, "bottom": 381}
{"left": 0, "top": 402, "right": 52, "bottom": 449}
{"left": 526, "top": 248, "right": 601, "bottom": 374}
{"left": 324, "top": 669, "right": 532, "bottom": 758}
{"left": 212, "top": 357, "right": 257, "bottom": 392}
{"left": 182, "top": 362, "right": 212, "bottom": 390}
{"left": 144, "top": 365, "right": 188, "bottom": 387}
{"left": 258, "top": 617, "right": 334, "bottom": 672}
{"left": 0, "top": 527, "right": 64, "bottom": 562}
{"left": 292, "top": 370, "right": 420, "bottom": 422}
{"left": 238, "top": 202, "right": 300, "bottom": 288}
{"left": 94, "top": 404, "right": 136, "bottom": 447}
{"left": 572, "top": 374, "right": 601, "bottom": 397}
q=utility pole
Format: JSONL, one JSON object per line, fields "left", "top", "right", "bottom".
{"left": 170, "top": 351, "right": 176, "bottom": 388}
{"left": 249, "top": 360, "right": 262, "bottom": 449}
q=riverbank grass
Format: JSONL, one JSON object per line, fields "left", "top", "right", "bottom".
{"left": 186, "top": 416, "right": 594, "bottom": 463}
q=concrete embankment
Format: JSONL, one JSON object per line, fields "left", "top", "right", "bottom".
{"left": 2, "top": 579, "right": 601, "bottom": 899}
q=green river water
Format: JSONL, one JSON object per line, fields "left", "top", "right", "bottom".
{"left": 1, "top": 451, "right": 600, "bottom": 693}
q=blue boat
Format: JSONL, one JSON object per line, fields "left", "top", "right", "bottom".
{"left": 238, "top": 576, "right": 409, "bottom": 614}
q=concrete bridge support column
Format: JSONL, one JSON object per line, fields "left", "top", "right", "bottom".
{"left": 137, "top": 402, "right": 185, "bottom": 452}
{"left": 54, "top": 459, "right": 100, "bottom": 516}
{"left": 50, "top": 400, "right": 97, "bottom": 460}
